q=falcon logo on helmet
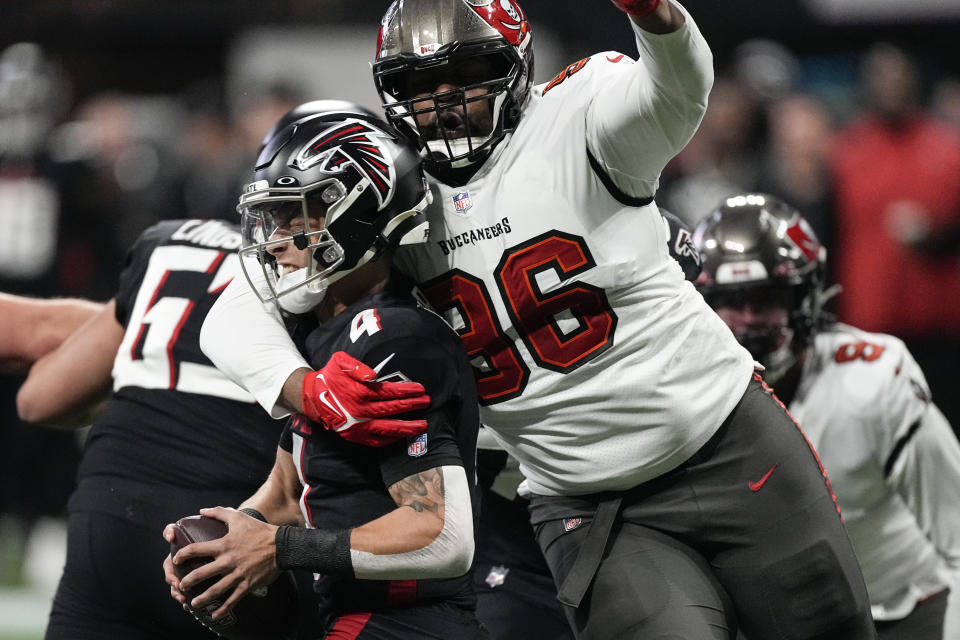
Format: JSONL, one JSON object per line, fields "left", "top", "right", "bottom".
{"left": 236, "top": 102, "right": 432, "bottom": 315}
{"left": 294, "top": 119, "right": 396, "bottom": 209}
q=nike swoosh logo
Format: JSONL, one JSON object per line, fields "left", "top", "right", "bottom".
{"left": 372, "top": 353, "right": 396, "bottom": 375}
{"left": 748, "top": 464, "right": 778, "bottom": 492}
{"left": 317, "top": 390, "right": 343, "bottom": 418}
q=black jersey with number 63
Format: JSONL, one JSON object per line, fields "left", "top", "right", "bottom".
{"left": 74, "top": 220, "right": 281, "bottom": 504}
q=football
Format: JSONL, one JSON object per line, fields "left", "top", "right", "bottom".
{"left": 170, "top": 515, "right": 299, "bottom": 640}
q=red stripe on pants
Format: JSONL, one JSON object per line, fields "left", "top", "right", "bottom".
{"left": 326, "top": 612, "right": 372, "bottom": 639}
{"left": 753, "top": 372, "right": 843, "bottom": 516}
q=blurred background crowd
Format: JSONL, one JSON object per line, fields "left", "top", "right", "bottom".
{"left": 1, "top": 0, "right": 960, "bottom": 635}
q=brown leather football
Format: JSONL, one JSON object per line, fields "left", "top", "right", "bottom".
{"left": 170, "top": 515, "right": 298, "bottom": 639}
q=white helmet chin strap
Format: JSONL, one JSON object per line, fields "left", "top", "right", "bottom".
{"left": 273, "top": 244, "right": 386, "bottom": 315}
{"left": 275, "top": 269, "right": 328, "bottom": 314}
{"left": 425, "top": 138, "right": 489, "bottom": 167}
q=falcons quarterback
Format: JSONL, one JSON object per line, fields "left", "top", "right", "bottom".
{"left": 694, "top": 193, "right": 960, "bottom": 640}
{"left": 167, "top": 106, "right": 488, "bottom": 639}
{"left": 199, "top": 1, "right": 876, "bottom": 637}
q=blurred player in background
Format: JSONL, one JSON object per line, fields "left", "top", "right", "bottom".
{"left": 165, "top": 106, "right": 488, "bottom": 638}
{"left": 694, "top": 193, "right": 960, "bottom": 640}
{"left": 11, "top": 214, "right": 429, "bottom": 639}
{"left": 197, "top": 0, "right": 876, "bottom": 637}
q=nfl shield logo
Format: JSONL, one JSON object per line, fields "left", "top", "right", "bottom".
{"left": 563, "top": 517, "right": 583, "bottom": 532}
{"left": 452, "top": 191, "right": 472, "bottom": 212}
{"left": 407, "top": 433, "right": 428, "bottom": 457}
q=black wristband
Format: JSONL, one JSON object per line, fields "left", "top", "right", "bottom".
{"left": 238, "top": 507, "right": 267, "bottom": 523}
{"left": 275, "top": 526, "right": 353, "bottom": 576}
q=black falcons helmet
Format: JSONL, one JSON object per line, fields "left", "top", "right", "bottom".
{"left": 373, "top": 0, "right": 534, "bottom": 172}
{"left": 256, "top": 100, "right": 382, "bottom": 156}
{"left": 237, "top": 103, "right": 431, "bottom": 310}
{"left": 692, "top": 194, "right": 827, "bottom": 375}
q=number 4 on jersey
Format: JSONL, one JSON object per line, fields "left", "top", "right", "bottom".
{"left": 350, "top": 309, "right": 383, "bottom": 342}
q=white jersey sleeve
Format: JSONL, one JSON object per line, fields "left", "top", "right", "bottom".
{"left": 586, "top": 1, "right": 712, "bottom": 197}
{"left": 889, "top": 402, "right": 960, "bottom": 634}
{"left": 199, "top": 273, "right": 308, "bottom": 418}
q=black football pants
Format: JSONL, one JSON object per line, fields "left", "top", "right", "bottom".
{"left": 45, "top": 480, "right": 320, "bottom": 640}
{"left": 320, "top": 602, "right": 488, "bottom": 639}
{"left": 531, "top": 374, "right": 876, "bottom": 640}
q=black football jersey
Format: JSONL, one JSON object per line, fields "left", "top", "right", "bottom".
{"left": 73, "top": 220, "right": 282, "bottom": 516}
{"left": 279, "top": 284, "right": 480, "bottom": 612}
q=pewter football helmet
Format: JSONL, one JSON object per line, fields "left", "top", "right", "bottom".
{"left": 373, "top": 0, "right": 534, "bottom": 171}
{"left": 693, "top": 193, "right": 828, "bottom": 380}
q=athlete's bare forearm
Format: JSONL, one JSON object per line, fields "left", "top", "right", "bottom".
{"left": 239, "top": 448, "right": 305, "bottom": 527}
{"left": 0, "top": 293, "right": 104, "bottom": 373}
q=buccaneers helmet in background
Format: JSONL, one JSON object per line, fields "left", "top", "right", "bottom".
{"left": 693, "top": 193, "right": 829, "bottom": 381}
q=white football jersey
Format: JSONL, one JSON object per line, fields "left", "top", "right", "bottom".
{"left": 789, "top": 323, "right": 960, "bottom": 621}
{"left": 396, "top": 6, "right": 753, "bottom": 496}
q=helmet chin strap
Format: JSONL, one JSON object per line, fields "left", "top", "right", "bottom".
{"left": 274, "top": 244, "right": 384, "bottom": 315}
{"left": 425, "top": 137, "right": 489, "bottom": 168}
{"left": 275, "top": 269, "right": 328, "bottom": 314}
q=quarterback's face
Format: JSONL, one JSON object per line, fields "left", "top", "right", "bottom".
{"left": 266, "top": 206, "right": 325, "bottom": 275}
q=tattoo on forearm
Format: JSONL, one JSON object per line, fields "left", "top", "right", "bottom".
{"left": 389, "top": 468, "right": 445, "bottom": 516}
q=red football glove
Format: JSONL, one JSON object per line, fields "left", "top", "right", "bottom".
{"left": 301, "top": 351, "right": 431, "bottom": 447}
{"left": 611, "top": 0, "right": 662, "bottom": 19}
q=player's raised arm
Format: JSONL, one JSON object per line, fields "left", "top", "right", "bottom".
{"left": 587, "top": 0, "right": 713, "bottom": 197}
{"left": 613, "top": 0, "right": 685, "bottom": 33}
{"left": 16, "top": 299, "right": 121, "bottom": 427}
{"left": 199, "top": 275, "right": 310, "bottom": 418}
